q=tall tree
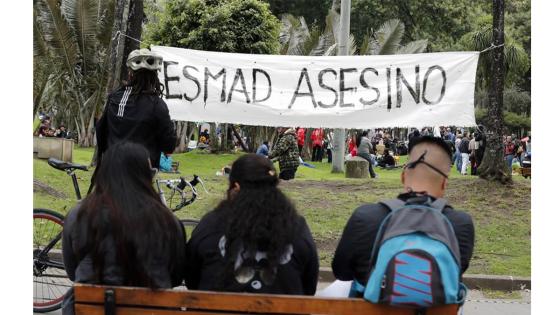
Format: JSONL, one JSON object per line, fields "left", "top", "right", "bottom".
{"left": 145, "top": 0, "right": 282, "bottom": 152}
{"left": 34, "top": 0, "right": 116, "bottom": 147}
{"left": 477, "top": 0, "right": 512, "bottom": 184}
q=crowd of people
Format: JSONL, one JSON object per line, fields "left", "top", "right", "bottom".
{"left": 34, "top": 115, "right": 70, "bottom": 139}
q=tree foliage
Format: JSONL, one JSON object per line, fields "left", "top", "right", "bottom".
{"left": 263, "top": 0, "right": 331, "bottom": 27}
{"left": 34, "top": 0, "right": 116, "bottom": 147}
{"left": 146, "top": 0, "right": 281, "bottom": 54}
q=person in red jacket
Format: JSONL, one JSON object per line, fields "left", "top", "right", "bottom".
{"left": 348, "top": 134, "right": 357, "bottom": 157}
{"left": 311, "top": 128, "right": 324, "bottom": 162}
{"left": 296, "top": 127, "right": 306, "bottom": 157}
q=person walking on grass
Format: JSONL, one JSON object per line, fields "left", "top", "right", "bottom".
{"left": 269, "top": 127, "right": 300, "bottom": 180}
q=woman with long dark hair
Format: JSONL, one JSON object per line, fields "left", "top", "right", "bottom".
{"left": 185, "top": 154, "right": 319, "bottom": 295}
{"left": 62, "top": 142, "right": 186, "bottom": 315}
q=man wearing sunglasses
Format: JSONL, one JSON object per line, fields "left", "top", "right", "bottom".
{"left": 332, "top": 136, "right": 475, "bottom": 288}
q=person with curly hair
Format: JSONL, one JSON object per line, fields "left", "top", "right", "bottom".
{"left": 185, "top": 154, "right": 319, "bottom": 295}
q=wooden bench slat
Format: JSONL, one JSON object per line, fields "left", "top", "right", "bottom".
{"left": 74, "top": 284, "right": 459, "bottom": 315}
{"left": 75, "top": 304, "right": 245, "bottom": 315}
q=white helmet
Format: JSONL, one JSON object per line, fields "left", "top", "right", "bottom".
{"left": 126, "top": 48, "right": 163, "bottom": 71}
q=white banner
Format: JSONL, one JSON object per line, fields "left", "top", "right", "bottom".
{"left": 152, "top": 46, "right": 479, "bottom": 128}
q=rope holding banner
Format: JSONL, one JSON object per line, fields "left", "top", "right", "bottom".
{"left": 480, "top": 43, "right": 505, "bottom": 54}
{"left": 114, "top": 30, "right": 146, "bottom": 46}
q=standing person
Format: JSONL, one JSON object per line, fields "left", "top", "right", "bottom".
{"left": 268, "top": 128, "right": 300, "bottom": 180}
{"left": 332, "top": 136, "right": 474, "bottom": 299}
{"left": 311, "top": 128, "right": 324, "bottom": 162}
{"left": 325, "top": 131, "right": 333, "bottom": 163}
{"left": 468, "top": 133, "right": 478, "bottom": 175}
{"left": 504, "top": 136, "right": 516, "bottom": 173}
{"left": 296, "top": 127, "right": 306, "bottom": 157}
{"left": 61, "top": 142, "right": 186, "bottom": 315}
{"left": 454, "top": 133, "right": 463, "bottom": 172}
{"left": 408, "top": 129, "right": 421, "bottom": 152}
{"left": 357, "top": 131, "right": 377, "bottom": 178}
{"left": 474, "top": 127, "right": 486, "bottom": 170}
{"left": 459, "top": 132, "right": 470, "bottom": 175}
{"left": 256, "top": 141, "right": 269, "bottom": 157}
{"left": 95, "top": 49, "right": 176, "bottom": 173}
{"left": 185, "top": 154, "right": 319, "bottom": 295}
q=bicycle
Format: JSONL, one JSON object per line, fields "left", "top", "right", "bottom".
{"left": 33, "top": 158, "right": 206, "bottom": 313}
{"left": 33, "top": 158, "right": 87, "bottom": 313}
{"left": 154, "top": 171, "right": 209, "bottom": 230}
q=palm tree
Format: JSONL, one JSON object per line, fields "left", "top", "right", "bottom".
{"left": 279, "top": 10, "right": 428, "bottom": 162}
{"left": 280, "top": 10, "right": 428, "bottom": 57}
{"left": 33, "top": 0, "right": 115, "bottom": 147}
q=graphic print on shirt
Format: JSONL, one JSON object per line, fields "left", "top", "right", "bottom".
{"left": 218, "top": 236, "right": 293, "bottom": 290}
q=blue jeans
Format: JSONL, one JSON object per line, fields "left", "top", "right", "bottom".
{"left": 505, "top": 154, "right": 514, "bottom": 172}
{"left": 358, "top": 152, "right": 376, "bottom": 178}
{"left": 454, "top": 151, "right": 462, "bottom": 171}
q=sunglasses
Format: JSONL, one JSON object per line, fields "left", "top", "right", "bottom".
{"left": 404, "top": 150, "right": 449, "bottom": 179}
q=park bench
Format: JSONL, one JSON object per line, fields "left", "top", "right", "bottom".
{"left": 74, "top": 283, "right": 459, "bottom": 315}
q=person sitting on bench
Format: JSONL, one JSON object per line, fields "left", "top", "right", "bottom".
{"left": 186, "top": 154, "right": 319, "bottom": 295}
{"left": 61, "top": 142, "right": 187, "bottom": 315}
{"left": 331, "top": 136, "right": 474, "bottom": 296}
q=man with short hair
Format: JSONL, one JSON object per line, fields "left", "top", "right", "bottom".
{"left": 332, "top": 136, "right": 474, "bottom": 291}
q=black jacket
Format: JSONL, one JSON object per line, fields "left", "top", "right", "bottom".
{"left": 185, "top": 210, "right": 319, "bottom": 295}
{"left": 332, "top": 193, "right": 475, "bottom": 286}
{"left": 61, "top": 205, "right": 186, "bottom": 315}
{"left": 459, "top": 138, "right": 470, "bottom": 154}
{"left": 96, "top": 87, "right": 176, "bottom": 168}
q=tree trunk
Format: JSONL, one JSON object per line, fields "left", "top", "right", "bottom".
{"left": 119, "top": 0, "right": 143, "bottom": 81}
{"left": 105, "top": 0, "right": 129, "bottom": 93}
{"left": 478, "top": 0, "right": 512, "bottom": 184}
{"left": 302, "top": 128, "right": 313, "bottom": 160}
{"left": 209, "top": 123, "right": 219, "bottom": 153}
{"left": 232, "top": 126, "right": 249, "bottom": 152}
{"left": 174, "top": 121, "right": 188, "bottom": 153}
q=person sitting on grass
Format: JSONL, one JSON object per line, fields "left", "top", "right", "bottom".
{"left": 377, "top": 148, "right": 396, "bottom": 169}
{"left": 330, "top": 136, "right": 474, "bottom": 296}
{"left": 185, "top": 154, "right": 319, "bottom": 295}
{"left": 61, "top": 142, "right": 186, "bottom": 315}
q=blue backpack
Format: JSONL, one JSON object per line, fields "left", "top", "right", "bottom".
{"left": 350, "top": 198, "right": 467, "bottom": 308}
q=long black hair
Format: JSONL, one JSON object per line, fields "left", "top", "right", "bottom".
{"left": 128, "top": 69, "right": 164, "bottom": 97}
{"left": 216, "top": 154, "right": 298, "bottom": 274}
{"left": 76, "top": 142, "right": 182, "bottom": 288}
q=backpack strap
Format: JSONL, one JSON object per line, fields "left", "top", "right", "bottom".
{"left": 367, "top": 199, "right": 406, "bottom": 269}
{"left": 378, "top": 199, "right": 406, "bottom": 212}
{"left": 429, "top": 198, "right": 448, "bottom": 212}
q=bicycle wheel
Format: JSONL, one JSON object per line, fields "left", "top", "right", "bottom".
{"left": 33, "top": 208, "right": 72, "bottom": 313}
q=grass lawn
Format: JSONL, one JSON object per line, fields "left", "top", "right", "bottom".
{"left": 33, "top": 148, "right": 531, "bottom": 277}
